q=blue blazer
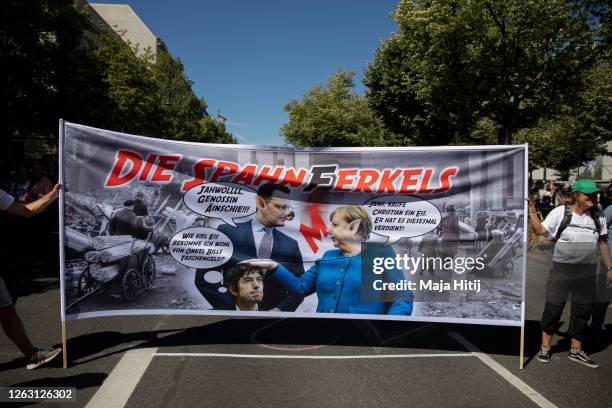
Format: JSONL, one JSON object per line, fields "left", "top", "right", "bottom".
{"left": 195, "top": 220, "right": 305, "bottom": 311}
{"left": 271, "top": 245, "right": 413, "bottom": 315}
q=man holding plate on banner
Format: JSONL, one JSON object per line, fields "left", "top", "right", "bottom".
{"left": 194, "top": 183, "right": 305, "bottom": 311}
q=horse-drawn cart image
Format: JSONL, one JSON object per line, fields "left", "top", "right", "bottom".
{"left": 64, "top": 229, "right": 156, "bottom": 310}
{"left": 62, "top": 190, "right": 205, "bottom": 312}
{"left": 80, "top": 235, "right": 156, "bottom": 301}
{"left": 477, "top": 227, "right": 523, "bottom": 278}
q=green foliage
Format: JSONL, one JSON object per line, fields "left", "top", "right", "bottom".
{"left": 1, "top": 0, "right": 90, "bottom": 136}
{"left": 515, "top": 50, "right": 611, "bottom": 173}
{"left": 1, "top": 0, "right": 235, "bottom": 157}
{"left": 89, "top": 30, "right": 236, "bottom": 143}
{"left": 364, "top": 0, "right": 609, "bottom": 147}
{"left": 281, "top": 69, "right": 397, "bottom": 147}
{"left": 91, "top": 32, "right": 164, "bottom": 136}
{"left": 578, "top": 50, "right": 612, "bottom": 145}
{"left": 196, "top": 117, "right": 237, "bottom": 144}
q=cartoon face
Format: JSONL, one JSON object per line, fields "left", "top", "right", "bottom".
{"left": 329, "top": 212, "right": 361, "bottom": 248}
{"left": 257, "top": 195, "right": 292, "bottom": 227}
{"left": 230, "top": 271, "right": 263, "bottom": 304}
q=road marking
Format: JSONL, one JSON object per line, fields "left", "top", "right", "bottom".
{"left": 86, "top": 347, "right": 158, "bottom": 408}
{"left": 85, "top": 316, "right": 169, "bottom": 407}
{"left": 153, "top": 352, "right": 474, "bottom": 359}
{"left": 449, "top": 332, "right": 558, "bottom": 408}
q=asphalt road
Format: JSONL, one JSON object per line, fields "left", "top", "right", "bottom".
{"left": 0, "top": 250, "right": 611, "bottom": 408}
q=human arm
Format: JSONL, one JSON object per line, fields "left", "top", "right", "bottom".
{"left": 525, "top": 198, "right": 549, "bottom": 236}
{"left": 5, "top": 183, "right": 60, "bottom": 218}
{"left": 275, "top": 243, "right": 306, "bottom": 311}
{"left": 239, "top": 259, "right": 318, "bottom": 296}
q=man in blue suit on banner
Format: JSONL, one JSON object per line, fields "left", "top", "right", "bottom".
{"left": 195, "top": 183, "right": 305, "bottom": 311}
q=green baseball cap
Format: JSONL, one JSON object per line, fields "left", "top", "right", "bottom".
{"left": 571, "top": 178, "right": 601, "bottom": 194}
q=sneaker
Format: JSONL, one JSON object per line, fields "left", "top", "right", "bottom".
{"left": 536, "top": 347, "right": 550, "bottom": 363}
{"left": 26, "top": 348, "right": 62, "bottom": 370}
{"left": 568, "top": 349, "right": 599, "bottom": 368}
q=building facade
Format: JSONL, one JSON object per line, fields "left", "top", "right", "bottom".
{"left": 88, "top": 3, "right": 167, "bottom": 63}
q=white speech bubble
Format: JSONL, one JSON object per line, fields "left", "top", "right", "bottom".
{"left": 363, "top": 196, "right": 441, "bottom": 244}
{"left": 183, "top": 182, "right": 257, "bottom": 227}
{"left": 169, "top": 227, "right": 233, "bottom": 269}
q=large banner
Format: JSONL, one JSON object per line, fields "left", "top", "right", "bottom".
{"left": 59, "top": 121, "right": 527, "bottom": 326}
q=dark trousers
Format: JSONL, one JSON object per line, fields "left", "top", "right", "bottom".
{"left": 540, "top": 262, "right": 596, "bottom": 342}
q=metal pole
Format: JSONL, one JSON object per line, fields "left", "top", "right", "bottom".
{"left": 58, "top": 119, "right": 68, "bottom": 368}
{"left": 519, "top": 324, "right": 525, "bottom": 369}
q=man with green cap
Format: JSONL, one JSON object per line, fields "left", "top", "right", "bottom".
{"left": 528, "top": 178, "right": 612, "bottom": 368}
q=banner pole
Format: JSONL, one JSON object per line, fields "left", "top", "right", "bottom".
{"left": 58, "top": 119, "right": 68, "bottom": 368}
{"left": 61, "top": 320, "right": 68, "bottom": 368}
{"left": 520, "top": 143, "right": 529, "bottom": 370}
{"left": 519, "top": 324, "right": 525, "bottom": 369}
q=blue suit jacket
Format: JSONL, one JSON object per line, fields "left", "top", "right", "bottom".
{"left": 195, "top": 220, "right": 305, "bottom": 311}
{"left": 271, "top": 245, "right": 413, "bottom": 315}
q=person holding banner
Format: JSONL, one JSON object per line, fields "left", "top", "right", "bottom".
{"left": 528, "top": 178, "right": 612, "bottom": 368}
{"left": 0, "top": 184, "right": 62, "bottom": 369}
{"left": 194, "top": 183, "right": 305, "bottom": 311}
{"left": 243, "top": 205, "right": 413, "bottom": 315}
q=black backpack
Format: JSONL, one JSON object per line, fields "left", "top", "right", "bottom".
{"left": 552, "top": 205, "right": 602, "bottom": 242}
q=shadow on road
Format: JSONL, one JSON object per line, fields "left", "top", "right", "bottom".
{"left": 60, "top": 317, "right": 581, "bottom": 367}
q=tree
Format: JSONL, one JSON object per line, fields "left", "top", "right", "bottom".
{"left": 1, "top": 0, "right": 91, "bottom": 142}
{"left": 281, "top": 69, "right": 397, "bottom": 147}
{"left": 0, "top": 0, "right": 234, "bottom": 169}
{"left": 364, "top": 0, "right": 609, "bottom": 145}
{"left": 90, "top": 30, "right": 236, "bottom": 143}
{"left": 515, "top": 49, "right": 612, "bottom": 173}
{"left": 195, "top": 117, "right": 237, "bottom": 144}
{"left": 90, "top": 31, "right": 166, "bottom": 137}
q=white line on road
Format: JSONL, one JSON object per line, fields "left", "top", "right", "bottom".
{"left": 449, "top": 332, "right": 558, "bottom": 408}
{"left": 85, "top": 315, "right": 170, "bottom": 408}
{"left": 85, "top": 347, "right": 158, "bottom": 408}
{"left": 153, "top": 352, "right": 474, "bottom": 359}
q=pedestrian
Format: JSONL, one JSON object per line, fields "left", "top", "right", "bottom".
{"left": 527, "top": 178, "right": 612, "bottom": 368}
{"left": 0, "top": 184, "right": 63, "bottom": 369}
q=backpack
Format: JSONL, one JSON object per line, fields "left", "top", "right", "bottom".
{"left": 552, "top": 205, "right": 602, "bottom": 242}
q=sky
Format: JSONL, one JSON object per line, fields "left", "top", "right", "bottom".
{"left": 92, "top": 0, "right": 400, "bottom": 146}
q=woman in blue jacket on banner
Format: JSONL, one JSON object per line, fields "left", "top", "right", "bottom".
{"left": 243, "top": 205, "right": 413, "bottom": 315}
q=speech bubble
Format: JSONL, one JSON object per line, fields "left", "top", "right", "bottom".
{"left": 183, "top": 182, "right": 257, "bottom": 227}
{"left": 363, "top": 195, "right": 442, "bottom": 244}
{"left": 169, "top": 227, "right": 233, "bottom": 269}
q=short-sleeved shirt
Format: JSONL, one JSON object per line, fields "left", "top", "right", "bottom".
{"left": 0, "top": 189, "right": 15, "bottom": 211}
{"left": 542, "top": 205, "right": 607, "bottom": 264}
